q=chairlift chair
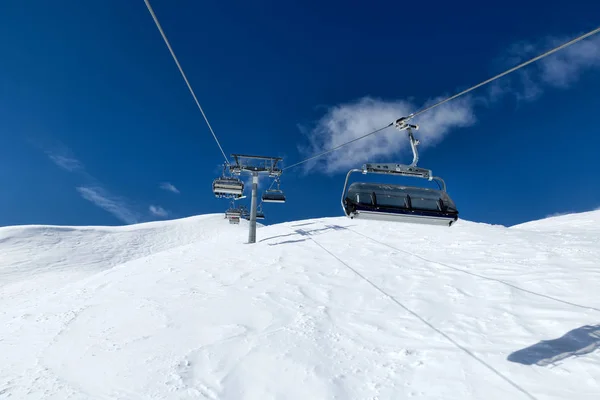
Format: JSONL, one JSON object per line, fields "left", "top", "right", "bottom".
{"left": 225, "top": 206, "right": 241, "bottom": 215}
{"left": 341, "top": 124, "right": 459, "bottom": 226}
{"left": 262, "top": 190, "right": 286, "bottom": 203}
{"left": 343, "top": 181, "right": 458, "bottom": 226}
{"left": 213, "top": 166, "right": 244, "bottom": 198}
{"left": 225, "top": 204, "right": 241, "bottom": 224}
{"left": 225, "top": 201, "right": 243, "bottom": 220}
{"left": 213, "top": 177, "right": 244, "bottom": 198}
{"left": 261, "top": 179, "right": 286, "bottom": 203}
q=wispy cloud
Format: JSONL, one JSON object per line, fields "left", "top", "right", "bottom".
{"left": 538, "top": 35, "right": 600, "bottom": 87}
{"left": 77, "top": 186, "right": 140, "bottom": 224}
{"left": 45, "top": 145, "right": 85, "bottom": 173}
{"left": 242, "top": 174, "right": 268, "bottom": 192}
{"left": 490, "top": 33, "right": 600, "bottom": 103}
{"left": 47, "top": 154, "right": 84, "bottom": 172}
{"left": 300, "top": 96, "right": 474, "bottom": 174}
{"left": 42, "top": 142, "right": 145, "bottom": 225}
{"left": 149, "top": 205, "right": 169, "bottom": 218}
{"left": 299, "top": 32, "right": 600, "bottom": 173}
{"left": 159, "top": 182, "right": 180, "bottom": 194}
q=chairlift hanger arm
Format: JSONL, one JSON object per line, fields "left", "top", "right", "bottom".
{"left": 393, "top": 119, "right": 421, "bottom": 167}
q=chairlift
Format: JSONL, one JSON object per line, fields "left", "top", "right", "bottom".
{"left": 226, "top": 208, "right": 241, "bottom": 224}
{"left": 261, "top": 179, "right": 286, "bottom": 203}
{"left": 213, "top": 165, "right": 244, "bottom": 198}
{"left": 341, "top": 123, "right": 459, "bottom": 227}
{"left": 225, "top": 208, "right": 241, "bottom": 218}
{"left": 213, "top": 177, "right": 244, "bottom": 198}
{"left": 225, "top": 200, "right": 243, "bottom": 220}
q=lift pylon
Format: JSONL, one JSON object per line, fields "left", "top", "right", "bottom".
{"left": 228, "top": 154, "right": 283, "bottom": 243}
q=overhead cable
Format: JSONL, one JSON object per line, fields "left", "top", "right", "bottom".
{"left": 143, "top": 0, "right": 230, "bottom": 164}
{"left": 282, "top": 124, "right": 393, "bottom": 171}
{"left": 407, "top": 25, "right": 600, "bottom": 120}
{"left": 283, "top": 25, "right": 600, "bottom": 171}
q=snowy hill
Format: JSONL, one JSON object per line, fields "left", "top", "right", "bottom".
{"left": 0, "top": 214, "right": 243, "bottom": 305}
{"left": 1, "top": 212, "right": 600, "bottom": 399}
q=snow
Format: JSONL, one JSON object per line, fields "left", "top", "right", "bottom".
{"left": 1, "top": 212, "right": 600, "bottom": 399}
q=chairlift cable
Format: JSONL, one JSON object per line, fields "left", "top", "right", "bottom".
{"left": 282, "top": 25, "right": 600, "bottom": 172}
{"left": 406, "top": 25, "right": 600, "bottom": 120}
{"left": 143, "top": 0, "right": 230, "bottom": 165}
{"left": 282, "top": 124, "right": 394, "bottom": 171}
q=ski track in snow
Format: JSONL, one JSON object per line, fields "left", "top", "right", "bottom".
{"left": 1, "top": 212, "right": 600, "bottom": 399}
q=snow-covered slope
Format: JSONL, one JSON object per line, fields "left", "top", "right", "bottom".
{"left": 1, "top": 212, "right": 599, "bottom": 399}
{"left": 0, "top": 214, "right": 241, "bottom": 302}
{"left": 512, "top": 209, "right": 600, "bottom": 235}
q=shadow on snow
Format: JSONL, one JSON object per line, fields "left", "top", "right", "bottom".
{"left": 508, "top": 324, "right": 600, "bottom": 366}
{"left": 262, "top": 224, "right": 354, "bottom": 246}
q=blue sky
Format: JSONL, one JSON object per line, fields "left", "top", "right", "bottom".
{"left": 1, "top": 0, "right": 599, "bottom": 228}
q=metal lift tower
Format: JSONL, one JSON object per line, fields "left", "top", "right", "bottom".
{"left": 229, "top": 154, "right": 283, "bottom": 243}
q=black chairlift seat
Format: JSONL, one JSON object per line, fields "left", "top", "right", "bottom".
{"left": 213, "top": 177, "right": 244, "bottom": 197}
{"left": 343, "top": 182, "right": 458, "bottom": 226}
{"left": 262, "top": 189, "right": 286, "bottom": 203}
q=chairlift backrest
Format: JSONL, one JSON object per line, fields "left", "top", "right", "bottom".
{"left": 347, "top": 183, "right": 457, "bottom": 213}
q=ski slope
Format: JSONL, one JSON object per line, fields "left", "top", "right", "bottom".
{"left": 1, "top": 211, "right": 599, "bottom": 399}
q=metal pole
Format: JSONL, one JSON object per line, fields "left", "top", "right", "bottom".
{"left": 248, "top": 172, "right": 258, "bottom": 243}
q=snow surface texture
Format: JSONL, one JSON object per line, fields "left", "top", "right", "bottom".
{"left": 1, "top": 211, "right": 599, "bottom": 399}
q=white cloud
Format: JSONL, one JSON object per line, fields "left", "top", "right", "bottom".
{"left": 46, "top": 147, "right": 140, "bottom": 224}
{"left": 539, "top": 35, "right": 600, "bottom": 87}
{"left": 494, "top": 34, "right": 600, "bottom": 102}
{"left": 300, "top": 96, "right": 475, "bottom": 174}
{"left": 45, "top": 145, "right": 140, "bottom": 224}
{"left": 45, "top": 145, "right": 85, "bottom": 173}
{"left": 149, "top": 205, "right": 169, "bottom": 218}
{"left": 48, "top": 154, "right": 84, "bottom": 172}
{"left": 242, "top": 174, "right": 269, "bottom": 193}
{"left": 77, "top": 186, "right": 140, "bottom": 224}
{"left": 159, "top": 182, "right": 180, "bottom": 194}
